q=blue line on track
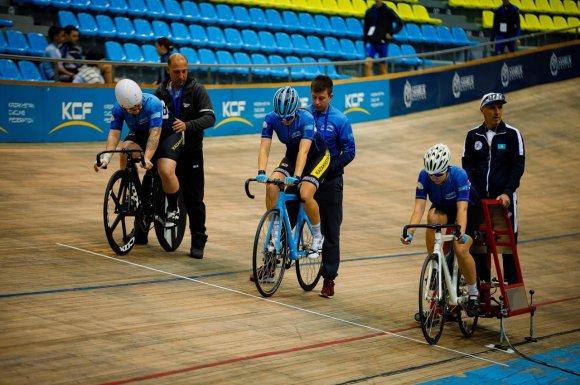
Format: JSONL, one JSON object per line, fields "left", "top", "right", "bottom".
{"left": 1, "top": 232, "right": 578, "bottom": 298}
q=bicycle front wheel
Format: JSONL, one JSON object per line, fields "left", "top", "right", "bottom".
{"left": 154, "top": 178, "right": 187, "bottom": 252}
{"left": 295, "top": 220, "right": 322, "bottom": 291}
{"left": 103, "top": 170, "right": 139, "bottom": 255}
{"left": 418, "top": 253, "right": 446, "bottom": 345}
{"left": 252, "top": 208, "right": 287, "bottom": 297}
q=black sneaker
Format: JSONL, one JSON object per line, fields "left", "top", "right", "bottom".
{"left": 189, "top": 246, "right": 204, "bottom": 259}
{"left": 466, "top": 294, "right": 480, "bottom": 317}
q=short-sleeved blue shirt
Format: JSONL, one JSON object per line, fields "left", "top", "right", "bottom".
{"left": 110, "top": 93, "right": 164, "bottom": 134}
{"left": 261, "top": 109, "right": 326, "bottom": 158}
{"left": 415, "top": 166, "right": 477, "bottom": 206}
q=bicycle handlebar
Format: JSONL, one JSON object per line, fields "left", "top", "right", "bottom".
{"left": 402, "top": 224, "right": 461, "bottom": 238}
{"left": 96, "top": 149, "right": 145, "bottom": 168}
{"left": 245, "top": 178, "right": 289, "bottom": 199}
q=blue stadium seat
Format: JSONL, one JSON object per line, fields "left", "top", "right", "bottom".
{"left": 275, "top": 32, "right": 295, "bottom": 55}
{"left": 282, "top": 10, "right": 302, "bottom": 33}
{"left": 268, "top": 54, "right": 289, "bottom": 78}
{"left": 126, "top": 0, "right": 147, "bottom": 17}
{"left": 124, "top": 42, "right": 144, "bottom": 61}
{"left": 298, "top": 12, "right": 319, "bottom": 34}
{"left": 314, "top": 14, "right": 332, "bottom": 34}
{"left": 393, "top": 24, "right": 409, "bottom": 43}
{"left": 248, "top": 8, "right": 268, "bottom": 30}
{"left": 340, "top": 38, "right": 363, "bottom": 60}
{"left": 224, "top": 28, "right": 243, "bottom": 51}
{"left": 302, "top": 56, "right": 322, "bottom": 79}
{"left": 88, "top": 0, "right": 109, "bottom": 13}
{"left": 206, "top": 26, "right": 227, "bottom": 50}
{"left": 105, "top": 41, "right": 126, "bottom": 61}
{"left": 0, "top": 19, "right": 14, "bottom": 28}
{"left": 216, "top": 4, "right": 235, "bottom": 27}
{"left": 286, "top": 55, "right": 307, "bottom": 80}
{"left": 330, "top": 16, "right": 348, "bottom": 38}
{"left": 52, "top": 0, "right": 71, "bottom": 9}
{"left": 27, "top": 32, "right": 48, "bottom": 56}
{"left": 70, "top": 0, "right": 90, "bottom": 11}
{"left": 250, "top": 53, "right": 271, "bottom": 77}
{"left": 258, "top": 31, "right": 278, "bottom": 53}
{"left": 355, "top": 40, "right": 364, "bottom": 58}
{"left": 109, "top": 0, "right": 128, "bottom": 14}
{"left": 291, "top": 34, "right": 312, "bottom": 56}
{"left": 387, "top": 43, "right": 405, "bottom": 65}
{"left": 0, "top": 31, "right": 7, "bottom": 54}
{"left": 241, "top": 29, "right": 261, "bottom": 52}
{"left": 171, "top": 22, "right": 191, "bottom": 45}
{"left": 345, "top": 17, "right": 363, "bottom": 39}
{"left": 421, "top": 24, "right": 442, "bottom": 45}
{"left": 114, "top": 16, "right": 135, "bottom": 40}
{"left": 180, "top": 46, "right": 200, "bottom": 66}
{"left": 145, "top": 0, "right": 165, "bottom": 19}
{"left": 134, "top": 18, "right": 154, "bottom": 41}
{"left": 33, "top": 0, "right": 51, "bottom": 7}
{"left": 142, "top": 44, "right": 159, "bottom": 62}
{"left": 164, "top": 0, "right": 182, "bottom": 20}
{"left": 152, "top": 20, "right": 172, "bottom": 40}
{"left": 198, "top": 48, "right": 217, "bottom": 71}
{"left": 451, "top": 27, "right": 479, "bottom": 46}
{"left": 199, "top": 2, "right": 218, "bottom": 26}
{"left": 58, "top": 10, "right": 79, "bottom": 28}
{"left": 5, "top": 30, "right": 30, "bottom": 55}
{"left": 189, "top": 25, "right": 209, "bottom": 48}
{"left": 232, "top": 6, "right": 252, "bottom": 29}
{"left": 436, "top": 25, "right": 457, "bottom": 45}
{"left": 77, "top": 13, "right": 98, "bottom": 37}
{"left": 405, "top": 23, "right": 425, "bottom": 44}
{"left": 307, "top": 35, "right": 325, "bottom": 56}
{"left": 233, "top": 51, "right": 251, "bottom": 76}
{"left": 216, "top": 50, "right": 235, "bottom": 74}
{"left": 0, "top": 59, "right": 22, "bottom": 80}
{"left": 265, "top": 9, "right": 284, "bottom": 31}
{"left": 96, "top": 15, "right": 117, "bottom": 39}
{"left": 18, "top": 60, "right": 45, "bottom": 81}
{"left": 323, "top": 36, "right": 343, "bottom": 59}
{"left": 181, "top": 1, "right": 201, "bottom": 23}
{"left": 318, "top": 58, "right": 351, "bottom": 80}
{"left": 401, "top": 44, "right": 423, "bottom": 66}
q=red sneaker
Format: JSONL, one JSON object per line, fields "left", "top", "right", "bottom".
{"left": 319, "top": 278, "right": 335, "bottom": 298}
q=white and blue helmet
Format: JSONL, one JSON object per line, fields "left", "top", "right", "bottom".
{"left": 423, "top": 143, "right": 451, "bottom": 175}
{"left": 273, "top": 86, "right": 299, "bottom": 119}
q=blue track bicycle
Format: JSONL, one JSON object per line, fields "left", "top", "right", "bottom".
{"left": 245, "top": 178, "right": 322, "bottom": 297}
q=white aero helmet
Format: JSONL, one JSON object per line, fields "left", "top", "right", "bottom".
{"left": 115, "top": 79, "right": 143, "bottom": 109}
{"left": 423, "top": 143, "right": 451, "bottom": 175}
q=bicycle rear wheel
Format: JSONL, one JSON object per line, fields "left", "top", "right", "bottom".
{"left": 103, "top": 170, "right": 139, "bottom": 255}
{"left": 295, "top": 220, "right": 322, "bottom": 291}
{"left": 418, "top": 253, "right": 446, "bottom": 345}
{"left": 153, "top": 175, "right": 186, "bottom": 252}
{"left": 252, "top": 209, "right": 287, "bottom": 297}
{"left": 457, "top": 273, "right": 479, "bottom": 338}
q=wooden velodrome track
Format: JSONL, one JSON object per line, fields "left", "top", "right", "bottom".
{"left": 1, "top": 78, "right": 579, "bottom": 385}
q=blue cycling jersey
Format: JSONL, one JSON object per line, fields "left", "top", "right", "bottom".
{"left": 416, "top": 166, "right": 477, "bottom": 206}
{"left": 110, "top": 93, "right": 165, "bottom": 134}
{"left": 261, "top": 109, "right": 326, "bottom": 157}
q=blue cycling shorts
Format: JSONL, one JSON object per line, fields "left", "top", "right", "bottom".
{"left": 366, "top": 43, "right": 388, "bottom": 59}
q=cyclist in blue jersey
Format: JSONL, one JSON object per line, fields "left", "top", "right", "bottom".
{"left": 308, "top": 75, "right": 356, "bottom": 299}
{"left": 401, "top": 144, "right": 480, "bottom": 316}
{"left": 255, "top": 86, "right": 330, "bottom": 260}
{"left": 94, "top": 79, "right": 183, "bottom": 227}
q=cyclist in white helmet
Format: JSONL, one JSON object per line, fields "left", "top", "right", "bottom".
{"left": 401, "top": 143, "right": 481, "bottom": 316}
{"left": 94, "top": 78, "right": 183, "bottom": 227}
{"left": 252, "top": 86, "right": 330, "bottom": 279}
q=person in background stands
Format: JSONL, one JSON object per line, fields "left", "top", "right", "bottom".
{"left": 42, "top": 25, "right": 76, "bottom": 82}
{"left": 154, "top": 37, "right": 176, "bottom": 85}
{"left": 60, "top": 25, "right": 82, "bottom": 78}
{"left": 72, "top": 51, "right": 106, "bottom": 84}
{"left": 363, "top": 0, "right": 403, "bottom": 76}
{"left": 490, "top": 0, "right": 521, "bottom": 55}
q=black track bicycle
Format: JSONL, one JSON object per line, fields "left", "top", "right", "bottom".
{"left": 96, "top": 149, "right": 186, "bottom": 255}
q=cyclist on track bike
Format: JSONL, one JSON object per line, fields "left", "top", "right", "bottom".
{"left": 400, "top": 143, "right": 481, "bottom": 316}
{"left": 254, "top": 86, "right": 330, "bottom": 263}
{"left": 94, "top": 78, "right": 183, "bottom": 227}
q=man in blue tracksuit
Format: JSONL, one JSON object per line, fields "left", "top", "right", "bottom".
{"left": 462, "top": 92, "right": 525, "bottom": 285}
{"left": 308, "top": 75, "right": 356, "bottom": 298}
{"left": 490, "top": 0, "right": 521, "bottom": 55}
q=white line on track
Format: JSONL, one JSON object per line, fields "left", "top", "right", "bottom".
{"left": 58, "top": 242, "right": 508, "bottom": 367}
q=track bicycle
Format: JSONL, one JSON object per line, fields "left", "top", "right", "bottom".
{"left": 96, "top": 149, "right": 186, "bottom": 255}
{"left": 403, "top": 223, "right": 478, "bottom": 345}
{"left": 245, "top": 178, "right": 322, "bottom": 297}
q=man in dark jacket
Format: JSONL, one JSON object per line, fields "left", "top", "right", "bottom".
{"left": 363, "top": 0, "right": 403, "bottom": 76}
{"left": 491, "top": 0, "right": 521, "bottom": 55}
{"left": 155, "top": 53, "right": 216, "bottom": 259}
{"left": 462, "top": 92, "right": 525, "bottom": 285}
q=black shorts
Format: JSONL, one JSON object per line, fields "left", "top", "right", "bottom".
{"left": 124, "top": 131, "right": 183, "bottom": 162}
{"left": 430, "top": 202, "right": 482, "bottom": 237}
{"left": 274, "top": 150, "right": 330, "bottom": 189}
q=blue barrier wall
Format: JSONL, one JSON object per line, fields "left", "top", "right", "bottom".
{"left": 0, "top": 42, "right": 577, "bottom": 143}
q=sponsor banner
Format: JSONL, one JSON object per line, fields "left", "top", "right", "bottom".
{"left": 390, "top": 73, "right": 440, "bottom": 115}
